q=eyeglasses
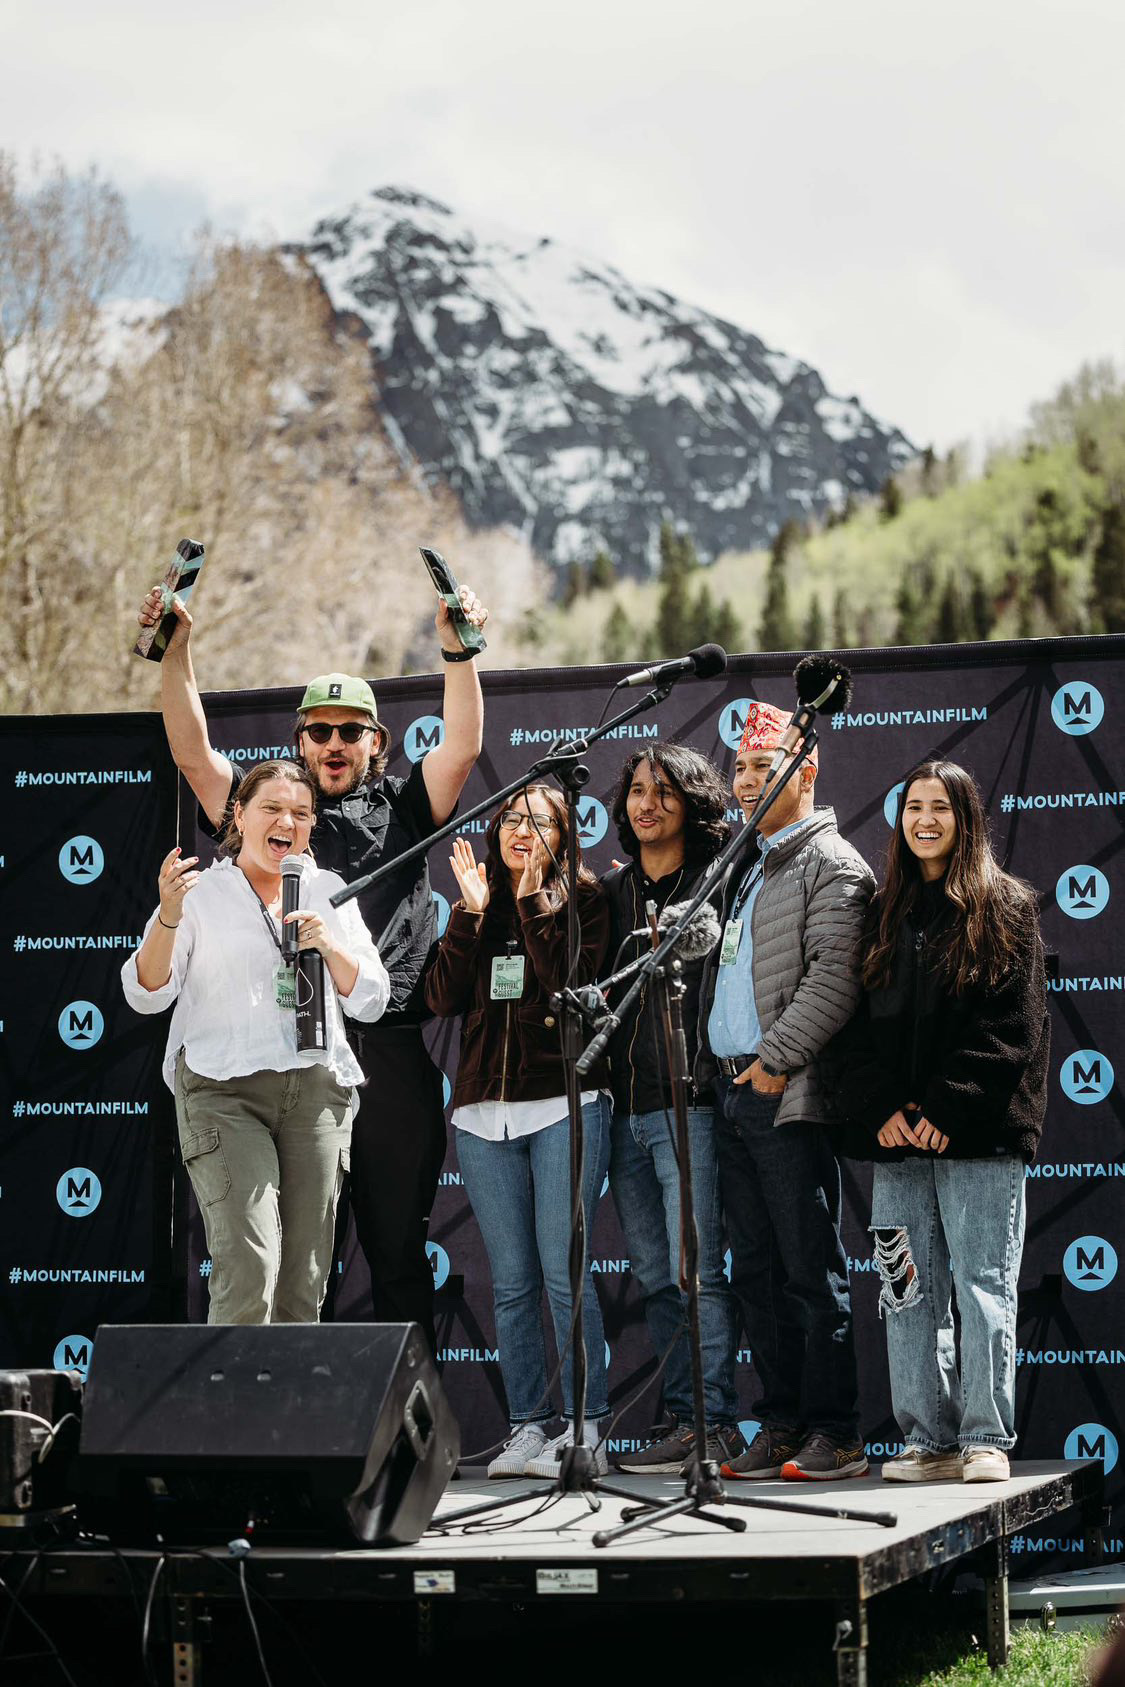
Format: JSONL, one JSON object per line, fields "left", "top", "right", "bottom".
{"left": 499, "top": 811, "right": 558, "bottom": 831}
{"left": 301, "top": 722, "right": 374, "bottom": 745}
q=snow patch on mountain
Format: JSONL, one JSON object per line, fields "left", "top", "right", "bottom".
{"left": 300, "top": 186, "right": 915, "bottom": 572}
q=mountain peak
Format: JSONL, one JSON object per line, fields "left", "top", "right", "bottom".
{"left": 300, "top": 186, "right": 914, "bottom": 571}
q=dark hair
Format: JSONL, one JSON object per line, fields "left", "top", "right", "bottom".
{"left": 863, "top": 758, "right": 1038, "bottom": 994}
{"left": 293, "top": 713, "right": 391, "bottom": 781}
{"left": 610, "top": 743, "right": 731, "bottom": 863}
{"left": 480, "top": 784, "right": 597, "bottom": 916}
{"left": 220, "top": 760, "right": 318, "bottom": 857}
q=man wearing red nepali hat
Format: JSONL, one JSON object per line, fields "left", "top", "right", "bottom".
{"left": 697, "top": 699, "right": 875, "bottom": 1481}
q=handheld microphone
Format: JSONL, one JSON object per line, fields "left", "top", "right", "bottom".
{"left": 765, "top": 655, "right": 854, "bottom": 780}
{"left": 614, "top": 643, "right": 727, "bottom": 690}
{"left": 280, "top": 855, "right": 305, "bottom": 964}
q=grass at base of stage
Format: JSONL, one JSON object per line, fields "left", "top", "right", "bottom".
{"left": 876, "top": 1617, "right": 1108, "bottom": 1686}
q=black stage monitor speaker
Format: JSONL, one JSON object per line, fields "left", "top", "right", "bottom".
{"left": 77, "top": 1323, "right": 459, "bottom": 1547}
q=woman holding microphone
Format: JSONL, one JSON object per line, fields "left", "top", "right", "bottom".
{"left": 425, "top": 786, "right": 612, "bottom": 1479}
{"left": 122, "top": 759, "right": 389, "bottom": 1325}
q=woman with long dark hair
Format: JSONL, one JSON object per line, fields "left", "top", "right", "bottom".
{"left": 424, "top": 785, "right": 612, "bottom": 1479}
{"left": 835, "top": 757, "right": 1049, "bottom": 1482}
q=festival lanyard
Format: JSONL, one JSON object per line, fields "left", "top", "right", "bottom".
{"left": 241, "top": 873, "right": 285, "bottom": 956}
{"left": 730, "top": 856, "right": 765, "bottom": 923}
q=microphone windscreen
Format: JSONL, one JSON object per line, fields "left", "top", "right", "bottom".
{"left": 659, "top": 899, "right": 723, "bottom": 960}
{"left": 689, "top": 643, "right": 727, "bottom": 680}
{"left": 793, "top": 654, "right": 853, "bottom": 714}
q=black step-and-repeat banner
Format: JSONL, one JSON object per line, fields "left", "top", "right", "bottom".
{"left": 2, "top": 636, "right": 1122, "bottom": 1561}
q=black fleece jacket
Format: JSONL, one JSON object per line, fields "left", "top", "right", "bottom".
{"left": 831, "top": 879, "right": 1050, "bottom": 1164}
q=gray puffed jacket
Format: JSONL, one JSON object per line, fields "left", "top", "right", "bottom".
{"left": 695, "top": 808, "right": 874, "bottom": 1125}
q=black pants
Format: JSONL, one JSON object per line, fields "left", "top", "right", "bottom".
{"left": 345, "top": 1024, "right": 448, "bottom": 1351}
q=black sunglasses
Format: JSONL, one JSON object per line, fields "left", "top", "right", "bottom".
{"left": 301, "top": 722, "right": 375, "bottom": 745}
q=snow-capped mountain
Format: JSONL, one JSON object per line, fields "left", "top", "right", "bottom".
{"left": 301, "top": 186, "right": 915, "bottom": 573}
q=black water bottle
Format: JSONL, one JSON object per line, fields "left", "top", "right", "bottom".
{"left": 295, "top": 950, "right": 328, "bottom": 1052}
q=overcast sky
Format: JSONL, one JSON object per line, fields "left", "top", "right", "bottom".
{"left": 4, "top": 0, "right": 1123, "bottom": 453}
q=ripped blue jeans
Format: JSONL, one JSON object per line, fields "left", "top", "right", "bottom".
{"left": 870, "top": 1154, "right": 1025, "bottom": 1452}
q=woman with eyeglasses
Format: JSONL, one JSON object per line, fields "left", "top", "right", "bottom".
{"left": 122, "top": 759, "right": 390, "bottom": 1325}
{"left": 424, "top": 787, "right": 613, "bottom": 1479}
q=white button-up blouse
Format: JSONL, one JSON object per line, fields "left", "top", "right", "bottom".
{"left": 121, "top": 856, "right": 389, "bottom": 1091}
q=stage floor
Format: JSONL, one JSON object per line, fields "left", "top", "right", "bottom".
{"left": 10, "top": 1460, "right": 1104, "bottom": 1685}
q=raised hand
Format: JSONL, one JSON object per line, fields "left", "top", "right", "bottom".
{"left": 516, "top": 836, "right": 549, "bottom": 900}
{"left": 435, "top": 584, "right": 489, "bottom": 650}
{"left": 157, "top": 847, "right": 199, "bottom": 926}
{"left": 449, "top": 836, "right": 489, "bottom": 913}
{"left": 138, "top": 586, "right": 192, "bottom": 654}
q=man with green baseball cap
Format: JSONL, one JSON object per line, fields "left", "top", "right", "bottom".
{"left": 138, "top": 580, "right": 489, "bottom": 1348}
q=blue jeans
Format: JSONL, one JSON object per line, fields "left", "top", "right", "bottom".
{"left": 610, "top": 1107, "right": 737, "bottom": 1425}
{"left": 456, "top": 1095, "right": 611, "bottom": 1425}
{"left": 714, "top": 1079, "right": 859, "bottom": 1440}
{"left": 870, "top": 1155, "right": 1026, "bottom": 1452}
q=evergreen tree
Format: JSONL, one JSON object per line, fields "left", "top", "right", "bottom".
{"left": 841, "top": 493, "right": 859, "bottom": 523}
{"left": 920, "top": 446, "right": 938, "bottom": 496}
{"left": 602, "top": 601, "right": 635, "bottom": 664}
{"left": 967, "top": 569, "right": 994, "bottom": 641}
{"left": 1092, "top": 502, "right": 1125, "bottom": 631}
{"left": 561, "top": 561, "right": 583, "bottom": 608}
{"left": 656, "top": 521, "right": 701, "bottom": 653}
{"left": 759, "top": 553, "right": 796, "bottom": 651}
{"left": 587, "top": 549, "right": 615, "bottom": 591}
{"left": 802, "top": 593, "right": 826, "bottom": 651}
{"left": 894, "top": 573, "right": 925, "bottom": 644}
{"left": 831, "top": 586, "right": 850, "bottom": 648}
{"left": 936, "top": 577, "right": 966, "bottom": 644}
{"left": 712, "top": 597, "right": 741, "bottom": 653}
{"left": 880, "top": 477, "right": 903, "bottom": 521}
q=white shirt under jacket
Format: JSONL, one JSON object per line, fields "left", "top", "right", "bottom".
{"left": 121, "top": 855, "right": 389, "bottom": 1092}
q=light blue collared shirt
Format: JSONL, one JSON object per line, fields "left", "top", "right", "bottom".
{"left": 707, "top": 819, "right": 805, "bottom": 1058}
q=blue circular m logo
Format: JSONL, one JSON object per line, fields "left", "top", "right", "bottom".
{"left": 404, "top": 715, "right": 445, "bottom": 763}
{"left": 1060, "top": 1050, "right": 1114, "bottom": 1105}
{"left": 1051, "top": 682, "right": 1104, "bottom": 736}
{"left": 1065, "top": 1423, "right": 1118, "bottom": 1474}
{"left": 53, "top": 1336, "right": 93, "bottom": 1379}
{"left": 426, "top": 1241, "right": 451, "bottom": 1289}
{"left": 59, "top": 835, "right": 104, "bottom": 885}
{"left": 1055, "top": 866, "right": 1110, "bottom": 920}
{"left": 57, "top": 1167, "right": 102, "bottom": 1217}
{"left": 1063, "top": 1236, "right": 1118, "bottom": 1292}
{"left": 58, "top": 1001, "right": 103, "bottom": 1050}
{"left": 719, "top": 699, "right": 754, "bottom": 752}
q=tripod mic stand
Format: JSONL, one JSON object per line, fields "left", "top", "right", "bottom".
{"left": 577, "top": 727, "right": 898, "bottom": 1545}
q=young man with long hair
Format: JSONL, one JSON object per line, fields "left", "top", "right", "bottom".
{"left": 834, "top": 758, "right": 1049, "bottom": 1482}
{"left": 601, "top": 744, "right": 743, "bottom": 1473}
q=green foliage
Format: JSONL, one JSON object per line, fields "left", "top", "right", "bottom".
{"left": 759, "top": 546, "right": 796, "bottom": 651}
{"left": 561, "top": 560, "right": 583, "bottom": 608}
{"left": 880, "top": 476, "right": 903, "bottom": 521}
{"left": 802, "top": 592, "right": 826, "bottom": 650}
{"left": 602, "top": 601, "right": 635, "bottom": 663}
{"left": 1092, "top": 501, "right": 1125, "bottom": 631}
{"left": 587, "top": 549, "right": 615, "bottom": 591}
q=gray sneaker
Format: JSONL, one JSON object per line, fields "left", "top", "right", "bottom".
{"left": 681, "top": 1423, "right": 747, "bottom": 1475}
{"left": 615, "top": 1418, "right": 690, "bottom": 1474}
{"left": 487, "top": 1420, "right": 548, "bottom": 1479}
{"left": 722, "top": 1426, "right": 801, "bottom": 1481}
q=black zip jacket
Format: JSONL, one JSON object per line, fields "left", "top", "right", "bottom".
{"left": 601, "top": 857, "right": 721, "bottom": 1114}
{"left": 831, "top": 880, "right": 1049, "bottom": 1163}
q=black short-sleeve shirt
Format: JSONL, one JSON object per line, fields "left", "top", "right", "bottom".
{"left": 204, "top": 760, "right": 442, "bottom": 1025}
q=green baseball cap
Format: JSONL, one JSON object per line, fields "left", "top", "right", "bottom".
{"left": 298, "top": 673, "right": 380, "bottom": 721}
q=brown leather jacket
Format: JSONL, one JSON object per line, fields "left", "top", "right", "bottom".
{"left": 423, "top": 883, "right": 610, "bottom": 1106}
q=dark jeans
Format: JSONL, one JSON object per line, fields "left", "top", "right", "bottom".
{"left": 714, "top": 1077, "right": 858, "bottom": 1440}
{"left": 344, "top": 1024, "right": 448, "bottom": 1351}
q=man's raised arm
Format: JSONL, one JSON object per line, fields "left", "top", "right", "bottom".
{"left": 138, "top": 590, "right": 233, "bottom": 831}
{"left": 422, "top": 585, "right": 488, "bottom": 826}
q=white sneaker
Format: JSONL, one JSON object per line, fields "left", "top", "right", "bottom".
{"left": 523, "top": 1420, "right": 609, "bottom": 1479}
{"left": 882, "top": 1447, "right": 963, "bottom": 1483}
{"left": 962, "top": 1446, "right": 1010, "bottom": 1482}
{"left": 487, "top": 1421, "right": 548, "bottom": 1479}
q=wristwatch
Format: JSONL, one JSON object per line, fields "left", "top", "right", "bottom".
{"left": 758, "top": 1058, "right": 784, "bottom": 1078}
{"left": 440, "top": 645, "right": 476, "bottom": 663}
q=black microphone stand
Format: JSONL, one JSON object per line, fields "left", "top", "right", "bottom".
{"left": 574, "top": 727, "right": 898, "bottom": 1545}
{"left": 338, "top": 677, "right": 694, "bottom": 1528}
